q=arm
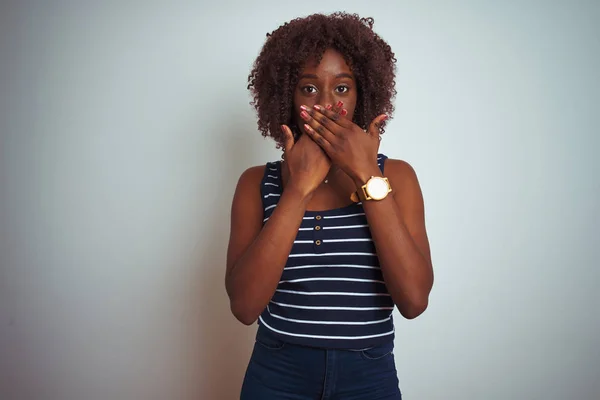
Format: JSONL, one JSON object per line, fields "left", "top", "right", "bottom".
{"left": 225, "top": 166, "right": 312, "bottom": 325}
{"left": 300, "top": 104, "right": 434, "bottom": 319}
{"left": 352, "top": 159, "right": 434, "bottom": 319}
{"left": 225, "top": 128, "right": 330, "bottom": 325}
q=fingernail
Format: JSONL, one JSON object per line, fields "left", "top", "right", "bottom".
{"left": 301, "top": 110, "right": 309, "bottom": 119}
{"left": 304, "top": 123, "right": 311, "bottom": 131}
{"left": 313, "top": 104, "right": 322, "bottom": 111}
{"left": 281, "top": 125, "right": 287, "bottom": 133}
{"left": 326, "top": 104, "right": 332, "bottom": 110}
{"left": 340, "top": 109, "right": 348, "bottom": 116}
{"left": 382, "top": 115, "right": 389, "bottom": 121}
{"left": 300, "top": 105, "right": 308, "bottom": 111}
{"left": 336, "top": 101, "right": 343, "bottom": 108}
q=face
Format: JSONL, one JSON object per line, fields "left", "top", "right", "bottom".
{"left": 292, "top": 48, "right": 357, "bottom": 137}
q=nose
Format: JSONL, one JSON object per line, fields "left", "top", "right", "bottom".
{"left": 317, "top": 91, "right": 336, "bottom": 108}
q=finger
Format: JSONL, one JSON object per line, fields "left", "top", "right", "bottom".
{"left": 367, "top": 114, "right": 389, "bottom": 137}
{"left": 300, "top": 107, "right": 338, "bottom": 142}
{"left": 323, "top": 103, "right": 343, "bottom": 116}
{"left": 281, "top": 124, "right": 294, "bottom": 152}
{"left": 331, "top": 100, "right": 344, "bottom": 114}
{"left": 303, "top": 123, "right": 333, "bottom": 154}
{"left": 312, "top": 104, "right": 353, "bottom": 130}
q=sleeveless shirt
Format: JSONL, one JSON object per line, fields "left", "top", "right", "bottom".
{"left": 257, "top": 154, "right": 395, "bottom": 349}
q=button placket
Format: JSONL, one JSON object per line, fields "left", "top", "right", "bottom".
{"left": 314, "top": 215, "right": 324, "bottom": 252}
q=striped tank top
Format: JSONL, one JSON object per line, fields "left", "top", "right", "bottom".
{"left": 257, "top": 153, "right": 395, "bottom": 349}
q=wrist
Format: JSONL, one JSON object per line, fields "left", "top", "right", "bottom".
{"left": 351, "top": 164, "right": 383, "bottom": 188}
{"left": 284, "top": 180, "right": 315, "bottom": 203}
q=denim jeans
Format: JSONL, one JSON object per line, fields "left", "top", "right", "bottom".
{"left": 240, "top": 329, "right": 402, "bottom": 399}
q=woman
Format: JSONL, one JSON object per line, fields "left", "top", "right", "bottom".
{"left": 226, "top": 12, "right": 433, "bottom": 399}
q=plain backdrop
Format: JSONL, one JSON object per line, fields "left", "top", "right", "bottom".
{"left": 1, "top": 1, "right": 599, "bottom": 399}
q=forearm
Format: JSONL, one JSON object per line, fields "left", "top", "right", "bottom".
{"left": 352, "top": 166, "right": 433, "bottom": 319}
{"left": 227, "top": 186, "right": 311, "bottom": 324}
{"left": 362, "top": 196, "right": 433, "bottom": 317}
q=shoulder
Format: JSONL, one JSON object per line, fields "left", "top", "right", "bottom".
{"left": 237, "top": 164, "right": 267, "bottom": 186}
{"left": 382, "top": 158, "right": 424, "bottom": 203}
{"left": 230, "top": 164, "right": 268, "bottom": 221}
{"left": 383, "top": 158, "right": 419, "bottom": 185}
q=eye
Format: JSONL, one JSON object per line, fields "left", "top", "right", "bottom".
{"left": 301, "top": 85, "right": 317, "bottom": 94}
{"left": 335, "top": 85, "right": 350, "bottom": 94}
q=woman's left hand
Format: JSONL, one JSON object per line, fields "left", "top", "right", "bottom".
{"left": 299, "top": 103, "right": 388, "bottom": 186}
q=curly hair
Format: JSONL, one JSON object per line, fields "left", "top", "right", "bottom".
{"left": 247, "top": 12, "right": 397, "bottom": 148}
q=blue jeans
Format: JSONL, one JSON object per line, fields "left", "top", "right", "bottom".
{"left": 240, "top": 329, "right": 402, "bottom": 399}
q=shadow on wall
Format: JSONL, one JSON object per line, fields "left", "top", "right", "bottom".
{"left": 183, "top": 118, "right": 261, "bottom": 399}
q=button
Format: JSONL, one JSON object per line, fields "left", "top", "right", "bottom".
{"left": 315, "top": 240, "right": 322, "bottom": 246}
{"left": 315, "top": 226, "right": 321, "bottom": 231}
{"left": 316, "top": 215, "right": 322, "bottom": 220}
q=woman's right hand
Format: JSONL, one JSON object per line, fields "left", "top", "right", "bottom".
{"left": 281, "top": 125, "right": 331, "bottom": 197}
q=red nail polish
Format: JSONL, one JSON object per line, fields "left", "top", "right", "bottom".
{"left": 304, "top": 124, "right": 311, "bottom": 131}
{"left": 326, "top": 104, "right": 332, "bottom": 110}
{"left": 280, "top": 125, "right": 286, "bottom": 133}
{"left": 340, "top": 109, "right": 348, "bottom": 116}
{"left": 300, "top": 105, "right": 308, "bottom": 111}
{"left": 313, "top": 104, "right": 322, "bottom": 111}
{"left": 301, "top": 110, "right": 309, "bottom": 119}
{"left": 336, "top": 101, "right": 343, "bottom": 108}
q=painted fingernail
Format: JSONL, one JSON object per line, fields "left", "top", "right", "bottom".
{"left": 313, "top": 104, "right": 322, "bottom": 111}
{"left": 280, "top": 125, "right": 286, "bottom": 133}
{"left": 300, "top": 105, "right": 309, "bottom": 111}
{"left": 340, "top": 109, "right": 348, "bottom": 116}
{"left": 301, "top": 110, "right": 309, "bottom": 119}
{"left": 326, "top": 104, "right": 332, "bottom": 110}
{"left": 304, "top": 123, "right": 311, "bottom": 131}
{"left": 336, "top": 101, "right": 343, "bottom": 108}
{"left": 382, "top": 115, "right": 389, "bottom": 121}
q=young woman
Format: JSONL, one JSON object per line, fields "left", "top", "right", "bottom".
{"left": 226, "top": 12, "right": 434, "bottom": 399}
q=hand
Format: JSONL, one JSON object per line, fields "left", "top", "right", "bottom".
{"left": 280, "top": 124, "right": 331, "bottom": 197}
{"left": 299, "top": 103, "right": 388, "bottom": 186}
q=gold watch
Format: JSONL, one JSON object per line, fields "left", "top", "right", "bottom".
{"left": 350, "top": 176, "right": 392, "bottom": 202}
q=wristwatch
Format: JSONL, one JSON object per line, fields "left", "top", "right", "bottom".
{"left": 350, "top": 176, "right": 392, "bottom": 202}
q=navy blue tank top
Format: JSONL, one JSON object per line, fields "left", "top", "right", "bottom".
{"left": 257, "top": 154, "right": 395, "bottom": 349}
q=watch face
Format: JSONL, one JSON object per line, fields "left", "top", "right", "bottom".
{"left": 366, "top": 177, "right": 389, "bottom": 200}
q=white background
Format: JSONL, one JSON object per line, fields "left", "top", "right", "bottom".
{"left": 1, "top": 1, "right": 599, "bottom": 399}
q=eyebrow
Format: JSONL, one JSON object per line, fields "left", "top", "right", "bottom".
{"left": 298, "top": 73, "right": 355, "bottom": 80}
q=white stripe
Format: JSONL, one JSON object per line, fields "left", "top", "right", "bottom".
{"left": 263, "top": 217, "right": 269, "bottom": 222}
{"left": 269, "top": 312, "right": 391, "bottom": 325}
{"left": 298, "top": 227, "right": 314, "bottom": 231}
{"left": 270, "top": 301, "right": 394, "bottom": 311}
{"left": 263, "top": 193, "right": 281, "bottom": 198}
{"left": 323, "top": 238, "right": 372, "bottom": 243}
{"left": 279, "top": 277, "right": 384, "bottom": 284}
{"left": 276, "top": 289, "right": 390, "bottom": 297}
{"left": 260, "top": 316, "right": 395, "bottom": 340}
{"left": 288, "top": 252, "right": 376, "bottom": 258}
{"left": 267, "top": 175, "right": 278, "bottom": 179}
{"left": 303, "top": 216, "right": 315, "bottom": 220}
{"left": 323, "top": 213, "right": 365, "bottom": 219}
{"left": 265, "top": 182, "right": 279, "bottom": 187}
{"left": 285, "top": 264, "right": 379, "bottom": 271}
{"left": 268, "top": 168, "right": 277, "bottom": 171}
{"left": 322, "top": 224, "right": 369, "bottom": 230}
{"left": 264, "top": 204, "right": 277, "bottom": 211}
{"left": 293, "top": 240, "right": 313, "bottom": 244}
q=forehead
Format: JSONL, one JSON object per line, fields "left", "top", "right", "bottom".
{"left": 301, "top": 48, "right": 353, "bottom": 76}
